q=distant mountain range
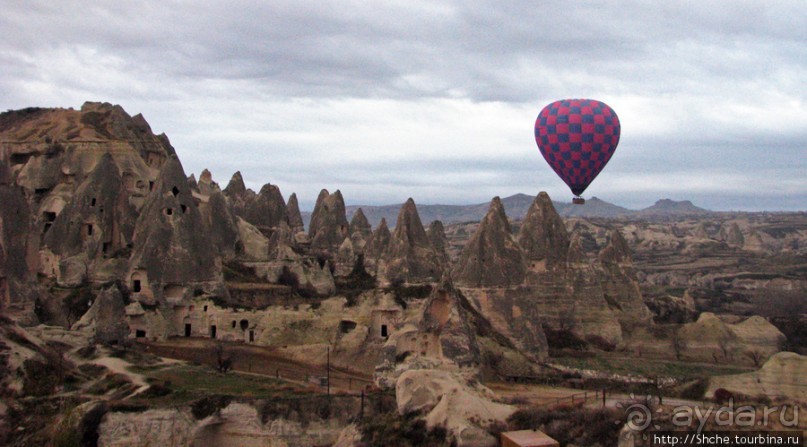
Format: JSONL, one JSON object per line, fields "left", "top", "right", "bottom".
{"left": 301, "top": 194, "right": 711, "bottom": 228}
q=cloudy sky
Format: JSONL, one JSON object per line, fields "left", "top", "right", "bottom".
{"left": 2, "top": 1, "right": 805, "bottom": 211}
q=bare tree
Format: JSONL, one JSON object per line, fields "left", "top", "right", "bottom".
{"left": 558, "top": 307, "right": 577, "bottom": 332}
{"left": 744, "top": 349, "right": 765, "bottom": 367}
{"left": 213, "top": 342, "right": 233, "bottom": 373}
{"left": 717, "top": 334, "right": 734, "bottom": 361}
{"left": 671, "top": 330, "right": 687, "bottom": 361}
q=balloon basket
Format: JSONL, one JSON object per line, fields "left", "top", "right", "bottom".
{"left": 572, "top": 197, "right": 585, "bottom": 205}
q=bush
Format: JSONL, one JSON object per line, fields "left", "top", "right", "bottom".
{"left": 545, "top": 329, "right": 587, "bottom": 350}
{"left": 191, "top": 395, "right": 232, "bottom": 420}
{"left": 507, "top": 405, "right": 622, "bottom": 447}
{"left": 713, "top": 388, "right": 733, "bottom": 404}
{"left": 677, "top": 379, "right": 708, "bottom": 400}
{"left": 79, "top": 403, "right": 108, "bottom": 447}
{"left": 22, "top": 359, "right": 60, "bottom": 396}
{"left": 585, "top": 335, "right": 616, "bottom": 352}
{"left": 360, "top": 411, "right": 451, "bottom": 447}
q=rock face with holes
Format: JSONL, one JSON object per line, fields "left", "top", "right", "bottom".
{"left": 1, "top": 103, "right": 176, "bottom": 321}
{"left": 129, "top": 156, "right": 221, "bottom": 296}
{"left": 42, "top": 153, "right": 139, "bottom": 286}
{"left": 417, "top": 275, "right": 480, "bottom": 366}
{"left": 377, "top": 199, "right": 443, "bottom": 285}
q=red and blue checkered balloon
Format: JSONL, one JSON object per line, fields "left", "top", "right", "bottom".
{"left": 534, "top": 99, "right": 620, "bottom": 197}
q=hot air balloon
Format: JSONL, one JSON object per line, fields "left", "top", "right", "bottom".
{"left": 534, "top": 99, "right": 620, "bottom": 204}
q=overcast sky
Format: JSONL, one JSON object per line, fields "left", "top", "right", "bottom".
{"left": 2, "top": 1, "right": 805, "bottom": 211}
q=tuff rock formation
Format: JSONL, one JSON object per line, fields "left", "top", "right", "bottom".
{"left": 223, "top": 171, "right": 251, "bottom": 201}
{"left": 363, "top": 218, "right": 391, "bottom": 274}
{"left": 0, "top": 162, "right": 39, "bottom": 319}
{"left": 128, "top": 155, "right": 221, "bottom": 303}
{"left": 349, "top": 208, "right": 372, "bottom": 238}
{"left": 597, "top": 229, "right": 653, "bottom": 325}
{"left": 43, "top": 153, "right": 137, "bottom": 268}
{"left": 396, "top": 369, "right": 514, "bottom": 447}
{"left": 196, "top": 168, "right": 218, "bottom": 196}
{"left": 517, "top": 191, "right": 569, "bottom": 270}
{"left": 377, "top": 198, "right": 442, "bottom": 285}
{"left": 452, "top": 197, "right": 525, "bottom": 287}
{"left": 334, "top": 237, "right": 357, "bottom": 277}
{"left": 72, "top": 283, "right": 129, "bottom": 344}
{"left": 720, "top": 221, "right": 745, "bottom": 247}
{"left": 286, "top": 192, "right": 305, "bottom": 234}
{"left": 308, "top": 189, "right": 349, "bottom": 254}
{"left": 426, "top": 220, "right": 450, "bottom": 266}
{"left": 202, "top": 189, "right": 240, "bottom": 260}
{"left": 417, "top": 275, "right": 480, "bottom": 366}
{"left": 2, "top": 102, "right": 173, "bottom": 199}
{"left": 245, "top": 183, "right": 288, "bottom": 234}
{"left": 677, "top": 313, "right": 785, "bottom": 363}
{"left": 457, "top": 192, "right": 641, "bottom": 352}
{"left": 707, "top": 352, "right": 807, "bottom": 400}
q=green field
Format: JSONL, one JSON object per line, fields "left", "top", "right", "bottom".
{"left": 127, "top": 363, "right": 313, "bottom": 407}
{"left": 551, "top": 354, "right": 753, "bottom": 379}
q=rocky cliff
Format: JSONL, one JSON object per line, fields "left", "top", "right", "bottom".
{"left": 452, "top": 197, "right": 525, "bottom": 287}
{"left": 308, "top": 189, "right": 350, "bottom": 255}
{"left": 377, "top": 198, "right": 443, "bottom": 285}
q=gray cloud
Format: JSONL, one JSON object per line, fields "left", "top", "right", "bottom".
{"left": 1, "top": 0, "right": 804, "bottom": 211}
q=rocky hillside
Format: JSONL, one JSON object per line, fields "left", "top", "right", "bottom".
{"left": 1, "top": 102, "right": 804, "bottom": 447}
{"left": 303, "top": 196, "right": 713, "bottom": 229}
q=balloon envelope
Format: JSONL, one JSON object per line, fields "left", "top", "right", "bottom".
{"left": 534, "top": 99, "right": 620, "bottom": 196}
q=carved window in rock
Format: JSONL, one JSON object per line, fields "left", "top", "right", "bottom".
{"left": 340, "top": 320, "right": 357, "bottom": 334}
{"left": 131, "top": 272, "right": 145, "bottom": 293}
{"left": 239, "top": 319, "right": 249, "bottom": 330}
{"left": 171, "top": 186, "right": 180, "bottom": 197}
{"left": 381, "top": 324, "right": 388, "bottom": 338}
